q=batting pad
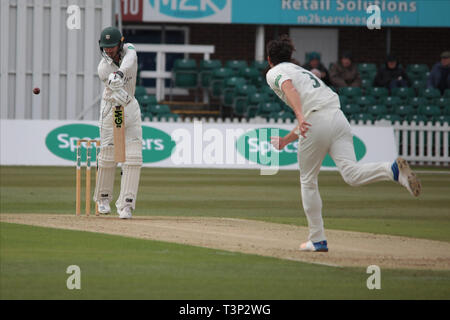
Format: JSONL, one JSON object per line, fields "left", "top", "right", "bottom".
{"left": 125, "top": 140, "right": 143, "bottom": 166}
{"left": 94, "top": 145, "right": 116, "bottom": 202}
{"left": 115, "top": 164, "right": 141, "bottom": 211}
{"left": 115, "top": 141, "right": 142, "bottom": 210}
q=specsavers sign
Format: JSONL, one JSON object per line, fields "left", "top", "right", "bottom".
{"left": 0, "top": 120, "right": 396, "bottom": 170}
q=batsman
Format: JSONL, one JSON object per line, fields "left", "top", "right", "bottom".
{"left": 94, "top": 26, "right": 142, "bottom": 219}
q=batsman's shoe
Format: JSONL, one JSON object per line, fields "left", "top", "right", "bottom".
{"left": 392, "top": 157, "right": 421, "bottom": 197}
{"left": 300, "top": 240, "right": 328, "bottom": 252}
{"left": 118, "top": 206, "right": 132, "bottom": 219}
{"left": 97, "top": 199, "right": 111, "bottom": 215}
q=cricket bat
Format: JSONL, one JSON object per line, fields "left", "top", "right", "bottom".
{"left": 113, "top": 105, "right": 126, "bottom": 162}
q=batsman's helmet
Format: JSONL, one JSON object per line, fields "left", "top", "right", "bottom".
{"left": 99, "top": 26, "right": 124, "bottom": 50}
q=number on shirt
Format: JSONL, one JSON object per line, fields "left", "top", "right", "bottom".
{"left": 302, "top": 72, "right": 321, "bottom": 88}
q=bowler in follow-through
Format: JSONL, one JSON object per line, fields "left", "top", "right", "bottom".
{"left": 267, "top": 35, "right": 421, "bottom": 252}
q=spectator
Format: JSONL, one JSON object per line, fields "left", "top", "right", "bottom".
{"left": 373, "top": 54, "right": 410, "bottom": 90}
{"left": 302, "top": 52, "right": 331, "bottom": 85}
{"left": 428, "top": 51, "right": 450, "bottom": 94}
{"left": 329, "top": 51, "right": 361, "bottom": 88}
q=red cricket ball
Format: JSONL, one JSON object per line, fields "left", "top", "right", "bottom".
{"left": 33, "top": 87, "right": 40, "bottom": 95}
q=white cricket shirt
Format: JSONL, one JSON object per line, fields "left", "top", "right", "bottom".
{"left": 266, "top": 62, "right": 340, "bottom": 114}
{"left": 98, "top": 43, "right": 138, "bottom": 102}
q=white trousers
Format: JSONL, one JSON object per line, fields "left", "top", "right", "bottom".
{"left": 298, "top": 108, "right": 393, "bottom": 242}
{"left": 94, "top": 98, "right": 143, "bottom": 210}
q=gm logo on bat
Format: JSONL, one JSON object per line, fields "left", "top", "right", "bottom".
{"left": 114, "top": 108, "right": 123, "bottom": 128}
{"left": 148, "top": 0, "right": 230, "bottom": 20}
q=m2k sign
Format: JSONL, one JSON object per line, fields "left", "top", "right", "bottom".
{"left": 142, "top": 0, "right": 231, "bottom": 23}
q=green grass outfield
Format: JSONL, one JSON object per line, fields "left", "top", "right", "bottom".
{"left": 1, "top": 166, "right": 450, "bottom": 299}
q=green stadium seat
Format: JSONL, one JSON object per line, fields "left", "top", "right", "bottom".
{"left": 418, "top": 105, "right": 441, "bottom": 118}
{"left": 252, "top": 74, "right": 266, "bottom": 87}
{"left": 406, "top": 64, "right": 429, "bottom": 83}
{"left": 245, "top": 92, "right": 268, "bottom": 118}
{"left": 341, "top": 104, "right": 361, "bottom": 116}
{"left": 433, "top": 115, "right": 450, "bottom": 125}
{"left": 378, "top": 114, "right": 402, "bottom": 124}
{"left": 382, "top": 96, "right": 402, "bottom": 111}
{"left": 444, "top": 89, "right": 450, "bottom": 98}
{"left": 150, "top": 104, "right": 172, "bottom": 115}
{"left": 210, "top": 68, "right": 233, "bottom": 98}
{"left": 141, "top": 112, "right": 153, "bottom": 121}
{"left": 280, "top": 102, "right": 292, "bottom": 112}
{"left": 367, "top": 104, "right": 387, "bottom": 117}
{"left": 406, "top": 64, "right": 429, "bottom": 74}
{"left": 137, "top": 94, "right": 157, "bottom": 105}
{"left": 352, "top": 113, "right": 374, "bottom": 124}
{"left": 358, "top": 63, "right": 377, "bottom": 80}
{"left": 246, "top": 105, "right": 259, "bottom": 119}
{"left": 260, "top": 85, "right": 277, "bottom": 101}
{"left": 444, "top": 104, "right": 450, "bottom": 116}
{"left": 419, "top": 88, "right": 441, "bottom": 101}
{"left": 411, "top": 79, "right": 427, "bottom": 92}
{"left": 277, "top": 110, "right": 296, "bottom": 122}
{"left": 222, "top": 77, "right": 246, "bottom": 107}
{"left": 134, "top": 86, "right": 147, "bottom": 98}
{"left": 239, "top": 67, "right": 260, "bottom": 83}
{"left": 435, "top": 97, "right": 450, "bottom": 109}
{"left": 233, "top": 84, "right": 257, "bottom": 116}
{"left": 137, "top": 94, "right": 157, "bottom": 115}
{"left": 339, "top": 95, "right": 348, "bottom": 106}
{"left": 369, "top": 87, "right": 389, "bottom": 101}
{"left": 407, "top": 114, "right": 429, "bottom": 124}
{"left": 172, "top": 59, "right": 198, "bottom": 88}
{"left": 361, "top": 79, "right": 373, "bottom": 93}
{"left": 355, "top": 96, "right": 376, "bottom": 111}
{"left": 358, "top": 63, "right": 377, "bottom": 73}
{"left": 408, "top": 96, "right": 427, "bottom": 110}
{"left": 339, "top": 87, "right": 362, "bottom": 102}
{"left": 394, "top": 105, "right": 414, "bottom": 117}
{"left": 149, "top": 104, "right": 179, "bottom": 121}
{"left": 407, "top": 72, "right": 425, "bottom": 82}
{"left": 199, "top": 59, "right": 222, "bottom": 87}
{"left": 251, "top": 60, "right": 269, "bottom": 72}
{"left": 391, "top": 87, "right": 415, "bottom": 101}
{"left": 257, "top": 102, "right": 281, "bottom": 118}
{"left": 248, "top": 92, "right": 268, "bottom": 106}
{"left": 225, "top": 60, "right": 248, "bottom": 76}
{"left": 158, "top": 113, "right": 179, "bottom": 121}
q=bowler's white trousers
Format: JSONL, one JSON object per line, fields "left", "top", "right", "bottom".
{"left": 298, "top": 107, "right": 393, "bottom": 242}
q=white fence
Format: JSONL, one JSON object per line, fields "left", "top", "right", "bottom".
{"left": 392, "top": 121, "right": 449, "bottom": 166}
{"left": 0, "top": 0, "right": 114, "bottom": 121}
{"left": 348, "top": 120, "right": 449, "bottom": 166}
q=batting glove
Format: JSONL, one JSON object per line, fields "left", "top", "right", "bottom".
{"left": 107, "top": 71, "right": 124, "bottom": 90}
{"left": 111, "top": 88, "right": 131, "bottom": 106}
